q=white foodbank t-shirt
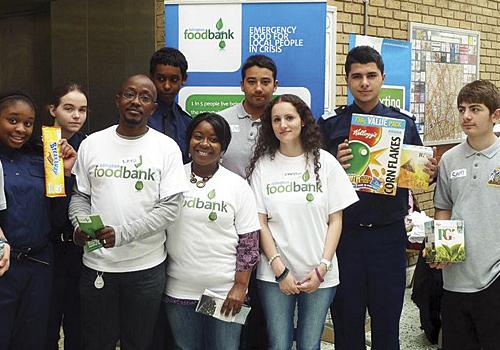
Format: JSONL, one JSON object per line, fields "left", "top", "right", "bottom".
{"left": 166, "top": 164, "right": 260, "bottom": 300}
{"left": 250, "top": 150, "right": 358, "bottom": 288}
{"left": 73, "top": 126, "right": 188, "bottom": 272}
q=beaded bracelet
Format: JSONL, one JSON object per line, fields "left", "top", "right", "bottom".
{"left": 268, "top": 253, "right": 281, "bottom": 266}
{"left": 275, "top": 267, "right": 290, "bottom": 283}
{"left": 314, "top": 267, "right": 325, "bottom": 283}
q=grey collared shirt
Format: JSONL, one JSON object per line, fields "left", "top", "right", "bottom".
{"left": 218, "top": 102, "right": 261, "bottom": 178}
{"left": 434, "top": 138, "right": 500, "bottom": 292}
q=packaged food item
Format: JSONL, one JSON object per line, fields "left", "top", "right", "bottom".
{"left": 76, "top": 214, "right": 105, "bottom": 252}
{"left": 347, "top": 113, "right": 406, "bottom": 196}
{"left": 424, "top": 220, "right": 465, "bottom": 263}
{"left": 42, "top": 126, "right": 65, "bottom": 197}
{"left": 397, "top": 144, "right": 433, "bottom": 190}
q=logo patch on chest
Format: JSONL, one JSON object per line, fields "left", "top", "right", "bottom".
{"left": 487, "top": 166, "right": 500, "bottom": 187}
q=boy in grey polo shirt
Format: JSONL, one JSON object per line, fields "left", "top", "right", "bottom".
{"left": 219, "top": 55, "right": 277, "bottom": 178}
{"left": 219, "top": 55, "right": 277, "bottom": 350}
{"left": 434, "top": 80, "right": 500, "bottom": 350}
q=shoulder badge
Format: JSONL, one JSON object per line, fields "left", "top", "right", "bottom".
{"left": 389, "top": 106, "right": 416, "bottom": 120}
{"left": 321, "top": 105, "right": 346, "bottom": 120}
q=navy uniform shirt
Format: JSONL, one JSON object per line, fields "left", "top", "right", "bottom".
{"left": 318, "top": 102, "right": 422, "bottom": 227}
{"left": 0, "top": 142, "right": 66, "bottom": 250}
{"left": 50, "top": 132, "right": 86, "bottom": 238}
{"left": 148, "top": 100, "right": 192, "bottom": 164}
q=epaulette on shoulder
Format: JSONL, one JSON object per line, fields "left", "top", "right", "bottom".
{"left": 389, "top": 106, "right": 416, "bottom": 120}
{"left": 321, "top": 105, "right": 347, "bottom": 120}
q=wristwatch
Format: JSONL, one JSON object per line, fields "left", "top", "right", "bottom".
{"left": 320, "top": 258, "right": 333, "bottom": 271}
{"left": 0, "top": 239, "right": 6, "bottom": 259}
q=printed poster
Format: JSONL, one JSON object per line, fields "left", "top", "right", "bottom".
{"left": 165, "top": 1, "right": 326, "bottom": 118}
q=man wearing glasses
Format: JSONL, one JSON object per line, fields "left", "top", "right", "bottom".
{"left": 69, "top": 75, "right": 188, "bottom": 350}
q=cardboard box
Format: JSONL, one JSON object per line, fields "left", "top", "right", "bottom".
{"left": 398, "top": 144, "right": 433, "bottom": 190}
{"left": 424, "top": 220, "right": 465, "bottom": 263}
{"left": 347, "top": 113, "right": 406, "bottom": 196}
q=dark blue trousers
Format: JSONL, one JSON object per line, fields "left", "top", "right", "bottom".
{"left": 331, "top": 220, "right": 407, "bottom": 350}
{"left": 46, "top": 242, "right": 83, "bottom": 350}
{"left": 80, "top": 262, "right": 166, "bottom": 350}
{"left": 0, "top": 248, "right": 53, "bottom": 350}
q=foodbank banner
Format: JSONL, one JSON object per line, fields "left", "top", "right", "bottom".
{"left": 165, "top": 1, "right": 327, "bottom": 118}
{"left": 348, "top": 34, "right": 411, "bottom": 111}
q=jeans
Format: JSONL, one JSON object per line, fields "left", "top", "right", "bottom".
{"left": 79, "top": 262, "right": 166, "bottom": 350}
{"left": 165, "top": 302, "right": 242, "bottom": 350}
{"left": 257, "top": 280, "right": 336, "bottom": 350}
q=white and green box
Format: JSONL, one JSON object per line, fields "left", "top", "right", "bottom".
{"left": 425, "top": 220, "right": 465, "bottom": 263}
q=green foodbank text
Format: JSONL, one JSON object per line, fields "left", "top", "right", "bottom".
{"left": 183, "top": 29, "right": 234, "bottom": 40}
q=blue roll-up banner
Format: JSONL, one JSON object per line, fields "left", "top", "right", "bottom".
{"left": 165, "top": 1, "right": 326, "bottom": 118}
{"left": 348, "top": 34, "right": 412, "bottom": 111}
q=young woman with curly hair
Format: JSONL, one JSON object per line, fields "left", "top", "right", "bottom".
{"left": 247, "top": 94, "right": 358, "bottom": 349}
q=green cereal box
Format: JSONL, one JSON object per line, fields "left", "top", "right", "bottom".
{"left": 424, "top": 220, "right": 465, "bottom": 263}
{"left": 347, "top": 114, "right": 406, "bottom": 196}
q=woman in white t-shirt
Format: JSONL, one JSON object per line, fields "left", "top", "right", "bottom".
{"left": 164, "top": 113, "right": 260, "bottom": 349}
{"left": 247, "top": 94, "right": 359, "bottom": 349}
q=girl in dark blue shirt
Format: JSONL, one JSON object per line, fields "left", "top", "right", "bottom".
{"left": 45, "top": 83, "right": 88, "bottom": 350}
{"left": 0, "top": 91, "right": 76, "bottom": 350}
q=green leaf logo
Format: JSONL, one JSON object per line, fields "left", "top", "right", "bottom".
{"left": 216, "top": 18, "right": 223, "bottom": 30}
{"left": 306, "top": 193, "right": 314, "bottom": 202}
{"left": 219, "top": 40, "right": 226, "bottom": 49}
{"left": 302, "top": 170, "right": 310, "bottom": 182}
{"left": 207, "top": 189, "right": 216, "bottom": 200}
{"left": 135, "top": 181, "right": 144, "bottom": 191}
{"left": 208, "top": 212, "right": 218, "bottom": 221}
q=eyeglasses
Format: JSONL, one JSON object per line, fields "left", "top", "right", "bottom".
{"left": 120, "top": 90, "right": 154, "bottom": 105}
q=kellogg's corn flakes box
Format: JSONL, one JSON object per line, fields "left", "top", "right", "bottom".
{"left": 347, "top": 114, "right": 406, "bottom": 196}
{"left": 397, "top": 144, "right": 433, "bottom": 190}
{"left": 424, "top": 220, "right": 466, "bottom": 263}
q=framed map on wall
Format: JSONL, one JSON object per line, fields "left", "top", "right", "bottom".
{"left": 409, "top": 23, "right": 480, "bottom": 145}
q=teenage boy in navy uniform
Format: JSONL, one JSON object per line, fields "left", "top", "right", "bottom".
{"left": 319, "top": 46, "right": 437, "bottom": 350}
{"left": 149, "top": 47, "right": 192, "bottom": 163}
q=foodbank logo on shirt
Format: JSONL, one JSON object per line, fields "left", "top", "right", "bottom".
{"left": 183, "top": 189, "right": 227, "bottom": 221}
{"left": 266, "top": 170, "right": 322, "bottom": 202}
{"left": 92, "top": 155, "right": 155, "bottom": 191}
{"left": 183, "top": 18, "right": 234, "bottom": 49}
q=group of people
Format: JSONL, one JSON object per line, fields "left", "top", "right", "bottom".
{"left": 0, "top": 43, "right": 498, "bottom": 350}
